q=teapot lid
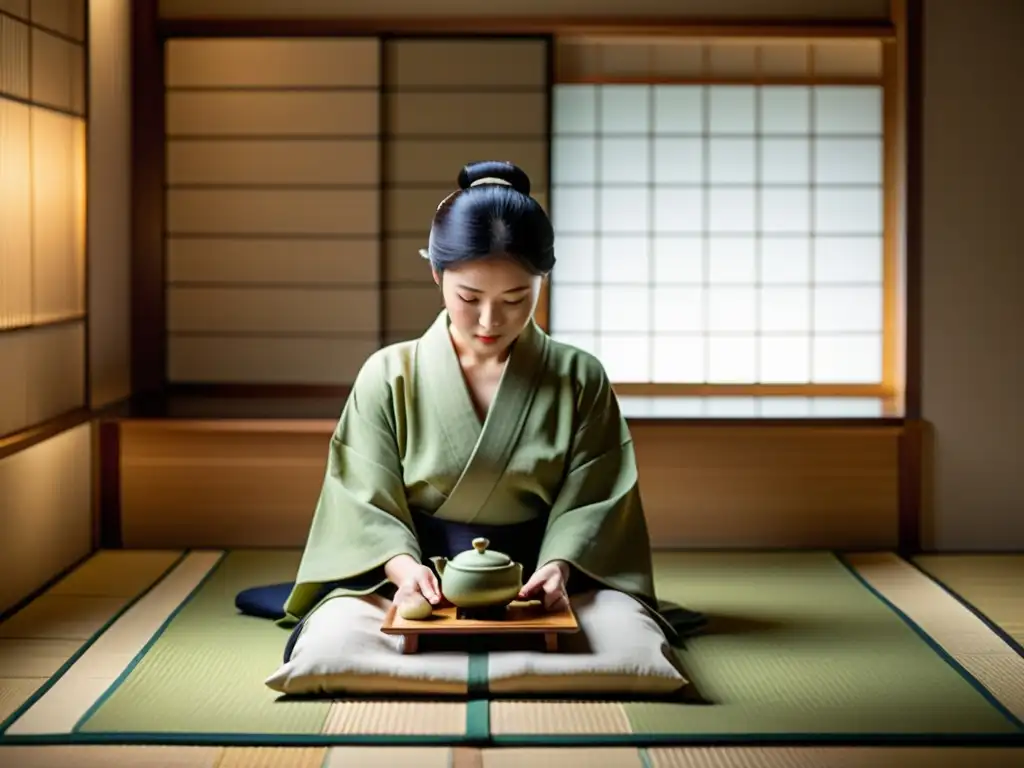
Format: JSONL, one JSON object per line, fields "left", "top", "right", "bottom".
{"left": 449, "top": 538, "right": 512, "bottom": 569}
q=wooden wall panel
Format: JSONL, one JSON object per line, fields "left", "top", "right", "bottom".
{"left": 166, "top": 238, "right": 379, "bottom": 286}
{"left": 119, "top": 422, "right": 331, "bottom": 548}
{"left": 388, "top": 92, "right": 547, "bottom": 137}
{"left": 165, "top": 91, "right": 380, "bottom": 136}
{"left": 631, "top": 423, "right": 899, "bottom": 548}
{"left": 385, "top": 236, "right": 433, "bottom": 284}
{"left": 164, "top": 38, "right": 381, "bottom": 386}
{"left": 920, "top": 0, "right": 1024, "bottom": 550}
{"left": 118, "top": 420, "right": 900, "bottom": 549}
{"left": 383, "top": 37, "right": 549, "bottom": 344}
{"left": 165, "top": 37, "right": 378, "bottom": 87}
{"left": 167, "top": 337, "right": 378, "bottom": 384}
{"left": 166, "top": 189, "right": 378, "bottom": 236}
{"left": 389, "top": 39, "right": 547, "bottom": 87}
{"left": 167, "top": 287, "right": 380, "bottom": 335}
{"left": 0, "top": 422, "right": 92, "bottom": 615}
{"left": 0, "top": 323, "right": 86, "bottom": 438}
{"left": 167, "top": 139, "right": 379, "bottom": 186}
{"left": 387, "top": 140, "right": 548, "bottom": 187}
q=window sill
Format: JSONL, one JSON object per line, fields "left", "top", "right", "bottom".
{"left": 107, "top": 389, "right": 904, "bottom": 426}
{"left": 618, "top": 395, "right": 903, "bottom": 423}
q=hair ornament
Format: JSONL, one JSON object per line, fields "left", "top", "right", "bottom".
{"left": 470, "top": 177, "right": 514, "bottom": 188}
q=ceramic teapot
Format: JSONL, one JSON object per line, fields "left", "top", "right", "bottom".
{"left": 430, "top": 538, "right": 524, "bottom": 609}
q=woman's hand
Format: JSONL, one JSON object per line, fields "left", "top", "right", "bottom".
{"left": 385, "top": 554, "right": 442, "bottom": 608}
{"left": 518, "top": 560, "right": 570, "bottom": 611}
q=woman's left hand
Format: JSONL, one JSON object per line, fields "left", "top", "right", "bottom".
{"left": 518, "top": 560, "right": 570, "bottom": 611}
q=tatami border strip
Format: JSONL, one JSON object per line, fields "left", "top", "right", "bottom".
{"left": 0, "top": 730, "right": 1023, "bottom": 748}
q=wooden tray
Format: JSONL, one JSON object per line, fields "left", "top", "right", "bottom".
{"left": 381, "top": 601, "right": 579, "bottom": 654}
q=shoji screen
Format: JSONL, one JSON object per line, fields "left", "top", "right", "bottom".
{"left": 0, "top": 1, "right": 87, "bottom": 437}
{"left": 383, "top": 37, "right": 549, "bottom": 345}
{"left": 164, "top": 38, "right": 381, "bottom": 385}
{"left": 549, "top": 37, "right": 889, "bottom": 391}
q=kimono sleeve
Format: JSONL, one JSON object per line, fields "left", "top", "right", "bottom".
{"left": 280, "top": 352, "right": 421, "bottom": 624}
{"left": 534, "top": 356, "right": 659, "bottom": 609}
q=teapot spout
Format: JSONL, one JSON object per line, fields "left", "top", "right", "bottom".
{"left": 429, "top": 556, "right": 447, "bottom": 577}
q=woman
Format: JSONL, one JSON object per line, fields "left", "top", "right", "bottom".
{"left": 242, "top": 160, "right": 705, "bottom": 660}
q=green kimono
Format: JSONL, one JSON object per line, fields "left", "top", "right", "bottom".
{"left": 281, "top": 310, "right": 701, "bottom": 645}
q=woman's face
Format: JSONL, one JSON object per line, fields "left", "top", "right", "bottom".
{"left": 433, "top": 255, "right": 543, "bottom": 359}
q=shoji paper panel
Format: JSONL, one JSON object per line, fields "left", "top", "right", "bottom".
{"left": 164, "top": 38, "right": 381, "bottom": 385}
{"left": 30, "top": 0, "right": 86, "bottom": 41}
{"left": 0, "top": 13, "right": 30, "bottom": 99}
{"left": 0, "top": 322, "right": 85, "bottom": 438}
{"left": 0, "top": 97, "right": 32, "bottom": 329}
{"left": 383, "top": 38, "right": 549, "bottom": 345}
{"left": 31, "top": 26, "right": 86, "bottom": 114}
{"left": 0, "top": 1, "right": 29, "bottom": 18}
{"left": 1, "top": 9, "right": 86, "bottom": 436}
{"left": 549, "top": 38, "right": 887, "bottom": 386}
{"left": 0, "top": 422, "right": 92, "bottom": 616}
{"left": 87, "top": 0, "right": 132, "bottom": 407}
{"left": 32, "top": 107, "right": 86, "bottom": 323}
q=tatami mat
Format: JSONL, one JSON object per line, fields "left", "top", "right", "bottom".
{"left": 847, "top": 552, "right": 1024, "bottom": 724}
{"left": 645, "top": 746, "right": 1024, "bottom": 767}
{"left": 32, "top": 549, "right": 1013, "bottom": 743}
{"left": 913, "top": 554, "right": 1024, "bottom": 648}
{"left": 0, "top": 745, "right": 222, "bottom": 767}
{"left": 213, "top": 747, "right": 325, "bottom": 768}
{"left": 2, "top": 548, "right": 1023, "bottom": 760}
{"left": 321, "top": 746, "right": 455, "bottom": 768}
{"left": 5, "top": 551, "right": 221, "bottom": 736}
{"left": 0, "top": 550, "right": 185, "bottom": 732}
{"left": 479, "top": 746, "right": 642, "bottom": 767}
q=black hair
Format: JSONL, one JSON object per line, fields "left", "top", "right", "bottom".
{"left": 424, "top": 160, "right": 555, "bottom": 276}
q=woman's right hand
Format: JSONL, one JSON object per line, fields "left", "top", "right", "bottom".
{"left": 385, "top": 554, "right": 442, "bottom": 606}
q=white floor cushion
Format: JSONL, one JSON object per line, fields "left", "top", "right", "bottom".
{"left": 264, "top": 589, "right": 690, "bottom": 697}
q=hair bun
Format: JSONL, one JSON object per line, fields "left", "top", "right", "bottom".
{"left": 457, "top": 160, "right": 531, "bottom": 196}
